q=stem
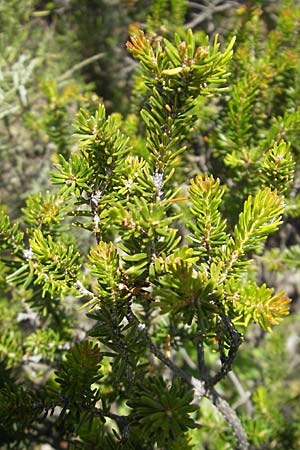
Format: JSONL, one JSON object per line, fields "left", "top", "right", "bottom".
{"left": 196, "top": 338, "right": 209, "bottom": 384}
{"left": 126, "top": 306, "right": 206, "bottom": 397}
{"left": 57, "top": 53, "right": 105, "bottom": 83}
{"left": 206, "top": 388, "right": 249, "bottom": 450}
{"left": 185, "top": 1, "right": 239, "bottom": 30}
{"left": 229, "top": 371, "right": 253, "bottom": 415}
{"left": 126, "top": 307, "right": 249, "bottom": 449}
{"left": 210, "top": 314, "right": 243, "bottom": 386}
{"left": 94, "top": 408, "right": 130, "bottom": 440}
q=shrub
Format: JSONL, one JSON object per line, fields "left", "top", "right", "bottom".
{"left": 1, "top": 2, "right": 300, "bottom": 449}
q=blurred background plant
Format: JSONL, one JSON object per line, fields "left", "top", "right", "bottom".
{"left": 0, "top": 0, "right": 102, "bottom": 217}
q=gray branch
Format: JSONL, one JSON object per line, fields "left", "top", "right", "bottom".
{"left": 126, "top": 306, "right": 249, "bottom": 449}
{"left": 206, "top": 388, "right": 249, "bottom": 450}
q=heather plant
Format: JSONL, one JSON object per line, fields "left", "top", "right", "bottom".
{"left": 1, "top": 2, "right": 300, "bottom": 450}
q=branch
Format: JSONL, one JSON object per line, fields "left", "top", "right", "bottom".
{"left": 126, "top": 306, "right": 249, "bottom": 449}
{"left": 206, "top": 388, "right": 249, "bottom": 450}
{"left": 125, "top": 306, "right": 206, "bottom": 398}
{"left": 185, "top": 0, "right": 239, "bottom": 30}
{"left": 210, "top": 314, "right": 243, "bottom": 386}
{"left": 196, "top": 338, "right": 209, "bottom": 384}
{"left": 0, "top": 53, "right": 105, "bottom": 120}
{"left": 94, "top": 408, "right": 130, "bottom": 441}
{"left": 229, "top": 371, "right": 253, "bottom": 414}
{"left": 179, "top": 346, "right": 197, "bottom": 370}
{"left": 57, "top": 53, "right": 105, "bottom": 83}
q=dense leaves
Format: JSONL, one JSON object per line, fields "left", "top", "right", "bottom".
{"left": 1, "top": 2, "right": 300, "bottom": 449}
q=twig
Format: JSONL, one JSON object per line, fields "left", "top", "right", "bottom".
{"left": 180, "top": 346, "right": 197, "bottom": 370}
{"left": 210, "top": 314, "right": 243, "bottom": 386}
{"left": 206, "top": 387, "right": 249, "bottom": 450}
{"left": 57, "top": 53, "right": 105, "bottom": 83}
{"left": 186, "top": 1, "right": 206, "bottom": 11}
{"left": 197, "top": 338, "right": 209, "bottom": 384}
{"left": 126, "top": 306, "right": 206, "bottom": 398}
{"left": 229, "top": 371, "right": 253, "bottom": 414}
{"left": 185, "top": 1, "right": 239, "bottom": 30}
{"left": 94, "top": 408, "right": 130, "bottom": 440}
{"left": 126, "top": 306, "right": 249, "bottom": 449}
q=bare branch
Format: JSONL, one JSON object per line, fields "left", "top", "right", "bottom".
{"left": 206, "top": 388, "right": 249, "bottom": 450}
{"left": 229, "top": 371, "right": 253, "bottom": 414}
{"left": 185, "top": 1, "right": 239, "bottom": 29}
{"left": 57, "top": 52, "right": 105, "bottom": 83}
{"left": 197, "top": 338, "right": 209, "bottom": 384}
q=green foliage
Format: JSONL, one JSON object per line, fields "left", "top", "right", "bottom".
{"left": 234, "top": 315, "right": 300, "bottom": 450}
{"left": 74, "top": 105, "right": 131, "bottom": 182}
{"left": 127, "top": 29, "right": 235, "bottom": 173}
{"left": 24, "top": 328, "right": 65, "bottom": 361}
{"left": 148, "top": 0, "right": 187, "bottom": 32}
{"left": 128, "top": 376, "right": 197, "bottom": 446}
{"left": 22, "top": 191, "right": 67, "bottom": 235}
{"left": 87, "top": 242, "right": 124, "bottom": 306}
{"left": 207, "top": 3, "right": 300, "bottom": 225}
{"left": 0, "top": 383, "right": 47, "bottom": 444}
{"left": 227, "top": 280, "right": 291, "bottom": 331}
{"left": 0, "top": 211, "right": 24, "bottom": 253}
{"left": 6, "top": 229, "right": 81, "bottom": 298}
{"left": 51, "top": 153, "right": 94, "bottom": 197}
{"left": 189, "top": 174, "right": 227, "bottom": 256}
{"left": 1, "top": 2, "right": 300, "bottom": 449}
{"left": 55, "top": 340, "right": 102, "bottom": 407}
{"left": 260, "top": 140, "right": 295, "bottom": 195}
